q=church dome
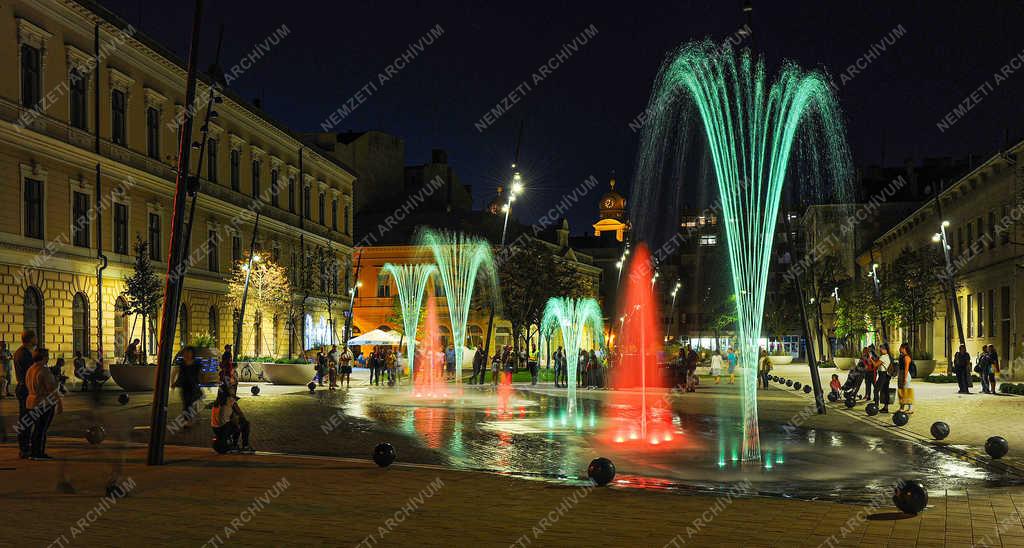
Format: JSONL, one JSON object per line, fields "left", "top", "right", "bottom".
{"left": 599, "top": 177, "right": 626, "bottom": 220}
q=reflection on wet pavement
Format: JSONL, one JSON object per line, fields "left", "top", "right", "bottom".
{"left": 342, "top": 386, "right": 1024, "bottom": 502}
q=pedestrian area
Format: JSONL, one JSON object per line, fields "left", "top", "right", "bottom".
{"left": 3, "top": 439, "right": 1024, "bottom": 547}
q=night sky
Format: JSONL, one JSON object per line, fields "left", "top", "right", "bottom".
{"left": 99, "top": 0, "right": 1024, "bottom": 232}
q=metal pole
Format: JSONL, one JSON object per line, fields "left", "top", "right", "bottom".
{"left": 148, "top": 0, "right": 204, "bottom": 466}
{"left": 934, "top": 190, "right": 966, "bottom": 349}
{"left": 233, "top": 212, "right": 261, "bottom": 362}
{"left": 343, "top": 250, "right": 362, "bottom": 344}
{"left": 786, "top": 211, "right": 825, "bottom": 414}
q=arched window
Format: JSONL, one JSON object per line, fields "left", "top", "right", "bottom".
{"left": 178, "top": 304, "right": 189, "bottom": 348}
{"left": 468, "top": 325, "right": 484, "bottom": 349}
{"left": 208, "top": 306, "right": 219, "bottom": 347}
{"left": 114, "top": 296, "right": 128, "bottom": 358}
{"left": 72, "top": 292, "right": 90, "bottom": 356}
{"left": 438, "top": 325, "right": 451, "bottom": 349}
{"left": 23, "top": 287, "right": 43, "bottom": 343}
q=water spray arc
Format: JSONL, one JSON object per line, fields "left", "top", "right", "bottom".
{"left": 629, "top": 40, "right": 852, "bottom": 461}
{"left": 417, "top": 228, "right": 499, "bottom": 384}
{"left": 382, "top": 263, "right": 436, "bottom": 384}
{"left": 540, "top": 297, "right": 604, "bottom": 413}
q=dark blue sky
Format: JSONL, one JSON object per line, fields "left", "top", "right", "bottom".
{"left": 100, "top": 0, "right": 1024, "bottom": 233}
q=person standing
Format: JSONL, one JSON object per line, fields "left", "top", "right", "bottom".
{"left": 14, "top": 330, "right": 37, "bottom": 458}
{"left": 862, "top": 347, "right": 877, "bottom": 401}
{"left": 0, "top": 341, "right": 10, "bottom": 398}
{"left": 26, "top": 348, "right": 61, "bottom": 460}
{"left": 339, "top": 345, "right": 354, "bottom": 388}
{"left": 552, "top": 347, "right": 563, "bottom": 388}
{"left": 173, "top": 347, "right": 203, "bottom": 428}
{"left": 953, "top": 344, "right": 972, "bottom": 394}
{"left": 726, "top": 347, "right": 738, "bottom": 385}
{"left": 327, "top": 345, "right": 339, "bottom": 390}
{"left": 897, "top": 343, "right": 914, "bottom": 414}
{"left": 445, "top": 345, "right": 456, "bottom": 382}
{"left": 876, "top": 345, "right": 894, "bottom": 413}
{"left": 758, "top": 349, "right": 771, "bottom": 389}
{"left": 529, "top": 344, "right": 539, "bottom": 386}
{"left": 558, "top": 348, "right": 568, "bottom": 387}
{"left": 219, "top": 345, "right": 236, "bottom": 396}
{"left": 976, "top": 346, "right": 993, "bottom": 393}
{"left": 987, "top": 344, "right": 1000, "bottom": 394}
{"left": 710, "top": 350, "right": 723, "bottom": 384}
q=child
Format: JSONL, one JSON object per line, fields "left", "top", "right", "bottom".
{"left": 211, "top": 385, "right": 253, "bottom": 454}
{"left": 829, "top": 374, "right": 842, "bottom": 400}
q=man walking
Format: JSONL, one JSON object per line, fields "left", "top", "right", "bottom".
{"left": 953, "top": 344, "right": 971, "bottom": 394}
{"left": 14, "top": 330, "right": 36, "bottom": 458}
{"left": 553, "top": 347, "right": 564, "bottom": 388}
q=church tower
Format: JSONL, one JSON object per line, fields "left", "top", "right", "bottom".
{"left": 592, "top": 174, "right": 628, "bottom": 241}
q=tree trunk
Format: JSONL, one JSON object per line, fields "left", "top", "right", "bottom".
{"left": 141, "top": 314, "right": 147, "bottom": 359}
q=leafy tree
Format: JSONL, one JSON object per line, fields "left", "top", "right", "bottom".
{"left": 118, "top": 236, "right": 163, "bottom": 360}
{"left": 710, "top": 292, "right": 737, "bottom": 350}
{"left": 832, "top": 277, "right": 874, "bottom": 351}
{"left": 763, "top": 284, "right": 800, "bottom": 351}
{"left": 228, "top": 254, "right": 291, "bottom": 355}
{"left": 881, "top": 247, "right": 943, "bottom": 352}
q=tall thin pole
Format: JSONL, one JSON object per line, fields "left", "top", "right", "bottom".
{"left": 94, "top": 23, "right": 108, "bottom": 364}
{"left": 343, "top": 250, "right": 362, "bottom": 344}
{"left": 148, "top": 0, "right": 204, "bottom": 466}
{"left": 934, "top": 183, "right": 966, "bottom": 350}
{"left": 233, "top": 212, "right": 261, "bottom": 362}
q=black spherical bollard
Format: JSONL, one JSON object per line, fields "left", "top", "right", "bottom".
{"left": 893, "top": 411, "right": 909, "bottom": 427}
{"left": 930, "top": 422, "right": 950, "bottom": 440}
{"left": 844, "top": 397, "right": 856, "bottom": 409}
{"left": 588, "top": 457, "right": 616, "bottom": 486}
{"left": 827, "top": 392, "right": 839, "bottom": 403}
{"left": 793, "top": 382, "right": 802, "bottom": 390}
{"left": 866, "top": 402, "right": 879, "bottom": 416}
{"left": 85, "top": 425, "right": 106, "bottom": 445}
{"left": 212, "top": 435, "right": 231, "bottom": 454}
{"left": 117, "top": 393, "right": 129, "bottom": 405}
{"left": 892, "top": 480, "right": 928, "bottom": 515}
{"left": 786, "top": 380, "right": 793, "bottom": 387}
{"left": 985, "top": 436, "right": 1009, "bottom": 459}
{"left": 251, "top": 385, "right": 261, "bottom": 396}
{"left": 307, "top": 381, "right": 316, "bottom": 393}
{"left": 373, "top": 442, "right": 397, "bottom": 467}
{"left": 803, "top": 385, "right": 812, "bottom": 394}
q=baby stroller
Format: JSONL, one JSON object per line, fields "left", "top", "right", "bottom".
{"left": 841, "top": 365, "right": 865, "bottom": 401}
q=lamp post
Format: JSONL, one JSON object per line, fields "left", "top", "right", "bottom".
{"left": 233, "top": 249, "right": 261, "bottom": 362}
{"left": 484, "top": 167, "right": 524, "bottom": 361}
{"left": 666, "top": 281, "right": 681, "bottom": 340}
{"left": 933, "top": 220, "right": 966, "bottom": 349}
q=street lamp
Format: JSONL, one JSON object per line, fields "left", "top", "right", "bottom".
{"left": 934, "top": 221, "right": 966, "bottom": 348}
{"left": 500, "top": 169, "right": 524, "bottom": 246}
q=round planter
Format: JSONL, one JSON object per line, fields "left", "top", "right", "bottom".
{"left": 768, "top": 355, "right": 794, "bottom": 365}
{"left": 110, "top": 364, "right": 180, "bottom": 392}
{"left": 262, "top": 362, "right": 317, "bottom": 385}
{"left": 833, "top": 357, "right": 857, "bottom": 370}
{"left": 912, "top": 359, "right": 936, "bottom": 379}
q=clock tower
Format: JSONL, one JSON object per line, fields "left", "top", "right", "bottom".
{"left": 593, "top": 175, "right": 628, "bottom": 241}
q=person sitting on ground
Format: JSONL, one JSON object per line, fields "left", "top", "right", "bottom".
{"left": 829, "top": 374, "right": 842, "bottom": 400}
{"left": 210, "top": 384, "right": 253, "bottom": 454}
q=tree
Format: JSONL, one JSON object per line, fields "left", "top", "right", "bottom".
{"left": 763, "top": 284, "right": 800, "bottom": 352}
{"left": 832, "top": 277, "right": 874, "bottom": 352}
{"left": 882, "top": 247, "right": 943, "bottom": 352}
{"left": 228, "top": 254, "right": 291, "bottom": 355}
{"left": 118, "top": 236, "right": 162, "bottom": 360}
{"left": 709, "top": 292, "right": 737, "bottom": 350}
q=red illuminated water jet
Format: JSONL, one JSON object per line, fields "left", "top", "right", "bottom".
{"left": 414, "top": 295, "right": 449, "bottom": 397}
{"left": 600, "top": 243, "right": 680, "bottom": 450}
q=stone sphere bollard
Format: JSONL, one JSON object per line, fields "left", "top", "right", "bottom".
{"left": 588, "top": 457, "right": 616, "bottom": 486}
{"left": 373, "top": 442, "right": 397, "bottom": 467}
{"left": 930, "top": 422, "right": 950, "bottom": 440}
{"left": 985, "top": 436, "right": 1009, "bottom": 459}
{"left": 892, "top": 480, "right": 928, "bottom": 514}
{"left": 893, "top": 411, "right": 910, "bottom": 427}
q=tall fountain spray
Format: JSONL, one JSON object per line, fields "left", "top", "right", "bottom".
{"left": 416, "top": 294, "right": 445, "bottom": 396}
{"left": 540, "top": 297, "right": 604, "bottom": 413}
{"left": 382, "top": 263, "right": 436, "bottom": 385}
{"left": 417, "top": 228, "right": 499, "bottom": 384}
{"left": 629, "top": 40, "right": 852, "bottom": 460}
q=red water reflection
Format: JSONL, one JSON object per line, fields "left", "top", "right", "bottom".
{"left": 600, "top": 243, "right": 680, "bottom": 450}
{"left": 413, "top": 406, "right": 449, "bottom": 449}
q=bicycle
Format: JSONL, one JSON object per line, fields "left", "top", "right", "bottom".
{"left": 238, "top": 362, "right": 265, "bottom": 383}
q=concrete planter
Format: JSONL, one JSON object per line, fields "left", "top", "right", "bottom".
{"left": 913, "top": 359, "right": 936, "bottom": 379}
{"left": 768, "top": 355, "right": 794, "bottom": 365}
{"left": 834, "top": 357, "right": 857, "bottom": 370}
{"left": 262, "top": 362, "right": 317, "bottom": 385}
{"left": 110, "top": 364, "right": 179, "bottom": 392}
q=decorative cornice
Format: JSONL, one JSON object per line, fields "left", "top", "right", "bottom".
{"left": 17, "top": 17, "right": 53, "bottom": 51}
{"left": 143, "top": 87, "right": 168, "bottom": 109}
{"left": 269, "top": 155, "right": 283, "bottom": 168}
{"left": 207, "top": 121, "right": 224, "bottom": 136}
{"left": 108, "top": 67, "right": 135, "bottom": 93}
{"left": 146, "top": 200, "right": 165, "bottom": 214}
{"left": 229, "top": 133, "right": 246, "bottom": 150}
{"left": 250, "top": 144, "right": 266, "bottom": 157}
{"left": 65, "top": 44, "right": 92, "bottom": 73}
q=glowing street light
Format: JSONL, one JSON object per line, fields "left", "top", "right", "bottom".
{"left": 934, "top": 220, "right": 965, "bottom": 347}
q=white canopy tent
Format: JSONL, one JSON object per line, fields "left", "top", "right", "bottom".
{"left": 346, "top": 328, "right": 403, "bottom": 346}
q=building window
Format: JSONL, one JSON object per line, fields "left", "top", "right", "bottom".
{"left": 318, "top": 192, "right": 326, "bottom": 225}
{"left": 24, "top": 286, "right": 43, "bottom": 342}
{"left": 699, "top": 234, "right": 717, "bottom": 246}
{"left": 989, "top": 288, "right": 996, "bottom": 337}
{"left": 207, "top": 138, "right": 218, "bottom": 182}
{"left": 331, "top": 198, "right": 338, "bottom": 230}
{"left": 270, "top": 169, "right": 279, "bottom": 207}
{"left": 69, "top": 69, "right": 87, "bottom": 130}
{"left": 303, "top": 186, "right": 311, "bottom": 220}
{"left": 20, "top": 44, "right": 42, "bottom": 108}
{"left": 967, "top": 294, "right": 973, "bottom": 337}
{"left": 978, "top": 291, "right": 985, "bottom": 338}
{"left": 251, "top": 159, "right": 261, "bottom": 198}
{"left": 288, "top": 178, "right": 296, "bottom": 212}
{"left": 179, "top": 304, "right": 189, "bottom": 348}
{"left": 957, "top": 227, "right": 963, "bottom": 256}
{"left": 344, "top": 205, "right": 350, "bottom": 235}
{"left": 111, "top": 89, "right": 127, "bottom": 145}
{"left": 24, "top": 178, "right": 43, "bottom": 239}
{"left": 73, "top": 292, "right": 90, "bottom": 356}
{"left": 114, "top": 203, "right": 129, "bottom": 254}
{"left": 966, "top": 224, "right": 973, "bottom": 253}
{"left": 232, "top": 234, "right": 242, "bottom": 262}
{"left": 72, "top": 191, "right": 90, "bottom": 248}
{"left": 377, "top": 274, "right": 390, "bottom": 297}
{"left": 148, "top": 213, "right": 161, "bottom": 260}
{"left": 977, "top": 218, "right": 984, "bottom": 252}
{"left": 230, "top": 149, "right": 240, "bottom": 191}
{"left": 207, "top": 230, "right": 219, "bottom": 272}
{"left": 989, "top": 211, "right": 997, "bottom": 249}
{"left": 1002, "top": 206, "right": 1011, "bottom": 245}
{"left": 208, "top": 306, "right": 219, "bottom": 346}
{"left": 146, "top": 107, "right": 160, "bottom": 159}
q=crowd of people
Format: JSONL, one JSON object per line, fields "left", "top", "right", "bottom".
{"left": 830, "top": 343, "right": 915, "bottom": 414}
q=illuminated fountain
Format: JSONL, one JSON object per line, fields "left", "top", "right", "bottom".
{"left": 629, "top": 40, "right": 852, "bottom": 460}
{"left": 540, "top": 297, "right": 604, "bottom": 413}
{"left": 416, "top": 228, "right": 499, "bottom": 385}
{"left": 382, "top": 263, "right": 435, "bottom": 385}
{"left": 414, "top": 295, "right": 446, "bottom": 397}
